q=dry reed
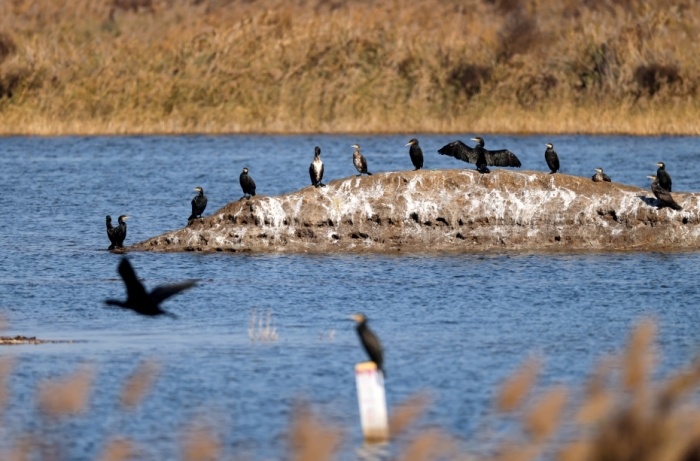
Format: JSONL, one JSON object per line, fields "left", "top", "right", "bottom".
{"left": 3, "top": 319, "right": 700, "bottom": 460}
{"left": 0, "top": 0, "right": 699, "bottom": 134}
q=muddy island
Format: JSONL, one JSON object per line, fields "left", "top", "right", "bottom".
{"left": 132, "top": 170, "right": 700, "bottom": 254}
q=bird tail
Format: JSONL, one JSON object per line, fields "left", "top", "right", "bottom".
{"left": 367, "top": 172, "right": 373, "bottom": 176}
{"left": 672, "top": 202, "right": 683, "bottom": 211}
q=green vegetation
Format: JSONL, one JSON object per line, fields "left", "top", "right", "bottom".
{"left": 0, "top": 0, "right": 698, "bottom": 135}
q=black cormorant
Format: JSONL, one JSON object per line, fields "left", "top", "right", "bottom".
{"left": 351, "top": 144, "right": 372, "bottom": 176}
{"left": 438, "top": 137, "right": 522, "bottom": 174}
{"left": 188, "top": 186, "right": 207, "bottom": 222}
{"left": 592, "top": 168, "right": 611, "bottom": 182}
{"left": 239, "top": 167, "right": 256, "bottom": 200}
{"left": 545, "top": 143, "right": 560, "bottom": 174}
{"left": 105, "top": 258, "right": 197, "bottom": 318}
{"left": 647, "top": 175, "right": 682, "bottom": 210}
{"left": 656, "top": 162, "right": 672, "bottom": 192}
{"left": 107, "top": 215, "right": 128, "bottom": 250}
{"left": 309, "top": 146, "right": 325, "bottom": 187}
{"left": 406, "top": 138, "right": 424, "bottom": 170}
{"left": 351, "top": 313, "right": 384, "bottom": 375}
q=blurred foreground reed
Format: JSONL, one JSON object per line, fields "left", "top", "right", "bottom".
{"left": 0, "top": 0, "right": 699, "bottom": 135}
{"left": 2, "top": 319, "right": 700, "bottom": 460}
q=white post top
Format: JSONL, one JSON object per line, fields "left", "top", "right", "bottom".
{"left": 355, "top": 361, "right": 389, "bottom": 443}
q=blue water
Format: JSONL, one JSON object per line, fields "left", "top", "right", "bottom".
{"left": 1, "top": 134, "right": 700, "bottom": 459}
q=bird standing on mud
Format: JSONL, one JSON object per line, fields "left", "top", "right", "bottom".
{"left": 188, "top": 186, "right": 207, "bottom": 223}
{"left": 351, "top": 144, "right": 372, "bottom": 176}
{"left": 656, "top": 162, "right": 672, "bottom": 192}
{"left": 106, "top": 214, "right": 128, "bottom": 250}
{"left": 239, "top": 167, "right": 256, "bottom": 200}
{"left": 592, "top": 168, "right": 611, "bottom": 182}
{"left": 105, "top": 258, "right": 197, "bottom": 318}
{"left": 545, "top": 143, "right": 560, "bottom": 174}
{"left": 309, "top": 146, "right": 325, "bottom": 187}
{"left": 437, "top": 137, "right": 521, "bottom": 174}
{"left": 351, "top": 313, "right": 384, "bottom": 375}
{"left": 647, "top": 175, "right": 682, "bottom": 210}
{"left": 406, "top": 138, "right": 424, "bottom": 170}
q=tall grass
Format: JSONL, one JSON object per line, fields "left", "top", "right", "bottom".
{"left": 0, "top": 0, "right": 699, "bottom": 134}
{"left": 4, "top": 320, "right": 700, "bottom": 460}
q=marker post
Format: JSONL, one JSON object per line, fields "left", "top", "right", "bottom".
{"left": 354, "top": 361, "right": 389, "bottom": 443}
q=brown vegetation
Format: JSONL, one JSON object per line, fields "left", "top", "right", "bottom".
{"left": 0, "top": 0, "right": 699, "bottom": 134}
{"left": 3, "top": 320, "right": 700, "bottom": 459}
{"left": 0, "top": 321, "right": 700, "bottom": 461}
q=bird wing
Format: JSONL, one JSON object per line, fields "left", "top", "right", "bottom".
{"left": 149, "top": 280, "right": 197, "bottom": 304}
{"left": 118, "top": 258, "right": 149, "bottom": 303}
{"left": 437, "top": 140, "right": 478, "bottom": 163}
{"left": 485, "top": 149, "right": 522, "bottom": 167}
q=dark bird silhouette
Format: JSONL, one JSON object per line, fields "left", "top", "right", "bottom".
{"left": 351, "top": 313, "right": 384, "bottom": 375}
{"left": 188, "top": 186, "right": 207, "bottom": 222}
{"left": 656, "top": 162, "right": 672, "bottom": 192}
{"left": 309, "top": 146, "right": 325, "bottom": 187}
{"left": 545, "top": 143, "right": 560, "bottom": 174}
{"left": 105, "top": 258, "right": 197, "bottom": 318}
{"left": 351, "top": 144, "right": 372, "bottom": 176}
{"left": 438, "top": 137, "right": 522, "bottom": 174}
{"left": 647, "top": 175, "right": 682, "bottom": 210}
{"left": 239, "top": 167, "right": 256, "bottom": 200}
{"left": 106, "top": 214, "right": 128, "bottom": 250}
{"left": 405, "top": 138, "right": 424, "bottom": 170}
{"left": 592, "top": 167, "right": 611, "bottom": 182}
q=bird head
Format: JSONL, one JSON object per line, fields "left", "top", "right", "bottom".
{"left": 595, "top": 167, "right": 604, "bottom": 173}
{"left": 350, "top": 313, "right": 367, "bottom": 324}
{"left": 471, "top": 137, "right": 485, "bottom": 146}
{"left": 405, "top": 138, "right": 418, "bottom": 147}
{"left": 314, "top": 146, "right": 321, "bottom": 156}
{"left": 193, "top": 186, "right": 203, "bottom": 193}
{"left": 647, "top": 175, "right": 657, "bottom": 181}
{"left": 106, "top": 215, "right": 112, "bottom": 222}
{"left": 546, "top": 143, "right": 553, "bottom": 149}
{"left": 656, "top": 162, "right": 665, "bottom": 169}
{"left": 118, "top": 215, "right": 129, "bottom": 221}
{"left": 351, "top": 144, "right": 360, "bottom": 150}
{"left": 242, "top": 167, "right": 249, "bottom": 174}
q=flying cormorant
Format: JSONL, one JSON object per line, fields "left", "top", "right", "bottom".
{"left": 239, "top": 167, "right": 256, "bottom": 200}
{"left": 107, "top": 215, "right": 128, "bottom": 250}
{"left": 188, "top": 186, "right": 207, "bottom": 222}
{"left": 351, "top": 313, "right": 384, "bottom": 375}
{"left": 405, "top": 138, "right": 424, "bottom": 170}
{"left": 656, "top": 162, "right": 672, "bottom": 192}
{"left": 545, "top": 143, "right": 560, "bottom": 174}
{"left": 309, "top": 146, "right": 325, "bottom": 187}
{"left": 437, "top": 137, "right": 522, "bottom": 174}
{"left": 647, "top": 175, "right": 682, "bottom": 210}
{"left": 105, "top": 258, "right": 197, "bottom": 318}
{"left": 592, "top": 168, "right": 611, "bottom": 182}
{"left": 351, "top": 144, "right": 372, "bottom": 176}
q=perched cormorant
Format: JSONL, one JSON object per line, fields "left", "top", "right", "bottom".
{"left": 351, "top": 144, "right": 372, "bottom": 176}
{"left": 309, "top": 146, "right": 325, "bottom": 187}
{"left": 405, "top": 138, "right": 424, "bottom": 170}
{"left": 188, "top": 186, "right": 207, "bottom": 222}
{"left": 239, "top": 167, "right": 256, "bottom": 200}
{"left": 656, "top": 162, "right": 672, "bottom": 192}
{"left": 351, "top": 313, "right": 384, "bottom": 375}
{"left": 107, "top": 215, "right": 128, "bottom": 250}
{"left": 105, "top": 258, "right": 197, "bottom": 318}
{"left": 647, "top": 175, "right": 682, "bottom": 210}
{"left": 545, "top": 143, "right": 560, "bottom": 174}
{"left": 437, "top": 137, "right": 522, "bottom": 174}
{"left": 592, "top": 168, "right": 611, "bottom": 182}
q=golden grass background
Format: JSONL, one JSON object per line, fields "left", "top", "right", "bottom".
{"left": 0, "top": 0, "right": 699, "bottom": 135}
{"left": 4, "top": 320, "right": 700, "bottom": 460}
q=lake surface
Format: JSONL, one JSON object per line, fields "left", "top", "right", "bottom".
{"left": 1, "top": 134, "right": 700, "bottom": 459}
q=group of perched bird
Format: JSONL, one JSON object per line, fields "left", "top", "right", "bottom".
{"left": 105, "top": 136, "right": 683, "bottom": 251}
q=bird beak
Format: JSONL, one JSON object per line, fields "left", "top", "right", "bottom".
{"left": 405, "top": 142, "right": 411, "bottom": 146}
{"left": 349, "top": 314, "right": 361, "bottom": 322}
